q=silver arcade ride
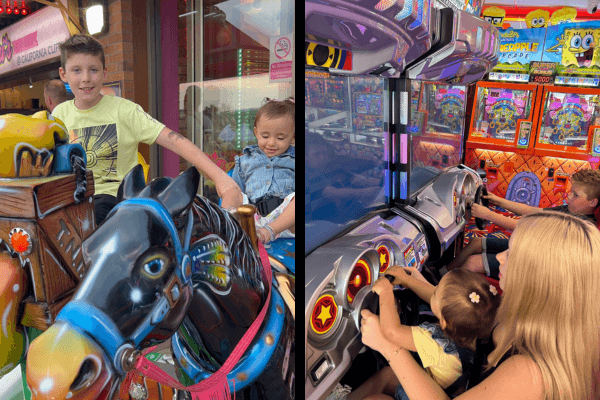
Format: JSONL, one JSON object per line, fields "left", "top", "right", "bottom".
{"left": 305, "top": 0, "right": 500, "bottom": 398}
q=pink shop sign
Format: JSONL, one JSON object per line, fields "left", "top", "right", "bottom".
{"left": 0, "top": 5, "right": 70, "bottom": 76}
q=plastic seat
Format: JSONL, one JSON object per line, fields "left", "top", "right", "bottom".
{"left": 137, "top": 152, "right": 150, "bottom": 183}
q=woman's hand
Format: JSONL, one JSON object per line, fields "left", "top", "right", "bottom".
{"left": 372, "top": 276, "right": 394, "bottom": 295}
{"left": 403, "top": 267, "right": 427, "bottom": 284}
{"left": 360, "top": 309, "right": 392, "bottom": 354}
{"left": 385, "top": 265, "right": 414, "bottom": 286}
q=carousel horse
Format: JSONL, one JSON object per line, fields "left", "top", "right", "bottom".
{"left": 0, "top": 111, "right": 90, "bottom": 393}
{"left": 26, "top": 164, "right": 295, "bottom": 400}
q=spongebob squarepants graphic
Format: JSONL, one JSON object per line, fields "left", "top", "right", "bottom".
{"left": 550, "top": 7, "right": 577, "bottom": 25}
{"left": 437, "top": 97, "right": 463, "bottom": 133}
{"left": 548, "top": 105, "right": 590, "bottom": 147}
{"left": 560, "top": 29, "right": 600, "bottom": 68}
{"left": 525, "top": 9, "right": 549, "bottom": 29}
{"left": 482, "top": 7, "right": 505, "bottom": 28}
{"left": 486, "top": 100, "right": 522, "bottom": 137}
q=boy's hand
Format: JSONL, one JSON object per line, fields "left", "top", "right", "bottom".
{"left": 372, "top": 276, "right": 394, "bottom": 295}
{"left": 471, "top": 203, "right": 492, "bottom": 219}
{"left": 218, "top": 182, "right": 243, "bottom": 209}
{"left": 257, "top": 227, "right": 272, "bottom": 244}
{"left": 483, "top": 192, "right": 502, "bottom": 205}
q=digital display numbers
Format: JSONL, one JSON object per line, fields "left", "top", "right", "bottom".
{"left": 530, "top": 75, "right": 552, "bottom": 84}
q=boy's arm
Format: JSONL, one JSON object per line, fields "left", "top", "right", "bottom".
{"left": 379, "top": 290, "right": 418, "bottom": 352}
{"left": 487, "top": 193, "right": 542, "bottom": 216}
{"left": 155, "top": 127, "right": 243, "bottom": 208}
{"left": 472, "top": 203, "right": 519, "bottom": 231}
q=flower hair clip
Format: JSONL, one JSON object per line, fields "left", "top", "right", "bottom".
{"left": 469, "top": 292, "right": 480, "bottom": 304}
{"left": 489, "top": 285, "right": 498, "bottom": 296}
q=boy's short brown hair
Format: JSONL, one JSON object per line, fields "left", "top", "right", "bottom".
{"left": 59, "top": 34, "right": 105, "bottom": 70}
{"left": 571, "top": 169, "right": 600, "bottom": 206}
{"left": 254, "top": 97, "right": 295, "bottom": 131}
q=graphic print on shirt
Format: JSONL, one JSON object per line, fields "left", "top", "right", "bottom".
{"left": 68, "top": 124, "right": 117, "bottom": 179}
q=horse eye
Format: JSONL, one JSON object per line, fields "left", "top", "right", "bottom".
{"left": 142, "top": 257, "right": 166, "bottom": 278}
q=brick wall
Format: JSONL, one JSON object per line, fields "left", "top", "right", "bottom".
{"left": 96, "top": 0, "right": 134, "bottom": 101}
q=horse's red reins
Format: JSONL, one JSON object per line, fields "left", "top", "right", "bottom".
{"left": 119, "top": 241, "right": 273, "bottom": 400}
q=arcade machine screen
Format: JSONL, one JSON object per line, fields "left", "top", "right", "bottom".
{"left": 408, "top": 82, "right": 467, "bottom": 191}
{"left": 537, "top": 90, "right": 600, "bottom": 151}
{"left": 305, "top": 74, "right": 388, "bottom": 255}
{"left": 470, "top": 86, "right": 535, "bottom": 144}
{"left": 423, "top": 83, "right": 467, "bottom": 136}
{"left": 305, "top": 73, "right": 351, "bottom": 139}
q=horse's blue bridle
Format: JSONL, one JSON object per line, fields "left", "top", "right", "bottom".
{"left": 56, "top": 198, "right": 193, "bottom": 375}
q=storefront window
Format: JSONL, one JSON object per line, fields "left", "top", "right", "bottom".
{"left": 178, "top": 0, "right": 294, "bottom": 203}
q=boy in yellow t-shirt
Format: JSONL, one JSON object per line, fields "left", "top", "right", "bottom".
{"left": 53, "top": 34, "right": 242, "bottom": 225}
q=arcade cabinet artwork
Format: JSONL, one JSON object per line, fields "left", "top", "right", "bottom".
{"left": 468, "top": 82, "right": 540, "bottom": 151}
{"left": 537, "top": 88, "right": 600, "bottom": 152}
{"left": 464, "top": 11, "right": 600, "bottom": 244}
{"left": 411, "top": 82, "right": 467, "bottom": 169}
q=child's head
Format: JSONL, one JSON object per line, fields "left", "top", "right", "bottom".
{"left": 567, "top": 169, "right": 600, "bottom": 215}
{"left": 58, "top": 35, "right": 107, "bottom": 110}
{"left": 430, "top": 269, "right": 500, "bottom": 348}
{"left": 253, "top": 97, "right": 295, "bottom": 158}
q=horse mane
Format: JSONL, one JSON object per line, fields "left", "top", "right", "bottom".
{"left": 124, "top": 175, "right": 266, "bottom": 297}
{"left": 189, "top": 196, "right": 266, "bottom": 297}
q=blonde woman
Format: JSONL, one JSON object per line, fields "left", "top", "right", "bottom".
{"left": 361, "top": 211, "right": 600, "bottom": 400}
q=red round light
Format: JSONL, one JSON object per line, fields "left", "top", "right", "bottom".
{"left": 10, "top": 230, "right": 30, "bottom": 253}
{"left": 347, "top": 259, "right": 372, "bottom": 305}
{"left": 377, "top": 245, "right": 391, "bottom": 273}
{"left": 310, "top": 294, "right": 337, "bottom": 335}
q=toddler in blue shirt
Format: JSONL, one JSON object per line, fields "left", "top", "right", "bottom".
{"left": 232, "top": 97, "right": 295, "bottom": 243}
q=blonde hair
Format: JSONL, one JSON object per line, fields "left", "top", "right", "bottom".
{"left": 571, "top": 169, "right": 600, "bottom": 207}
{"left": 438, "top": 269, "right": 501, "bottom": 348}
{"left": 488, "top": 212, "right": 600, "bottom": 400}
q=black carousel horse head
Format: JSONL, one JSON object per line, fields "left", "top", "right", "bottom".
{"left": 26, "top": 165, "right": 199, "bottom": 400}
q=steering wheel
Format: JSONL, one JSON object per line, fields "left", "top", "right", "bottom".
{"left": 366, "top": 274, "right": 421, "bottom": 367}
{"left": 473, "top": 185, "right": 490, "bottom": 230}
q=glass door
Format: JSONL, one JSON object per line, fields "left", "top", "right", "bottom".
{"left": 177, "top": 0, "right": 294, "bottom": 202}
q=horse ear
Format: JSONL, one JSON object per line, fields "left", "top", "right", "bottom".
{"left": 157, "top": 167, "right": 200, "bottom": 217}
{"left": 117, "top": 164, "right": 146, "bottom": 202}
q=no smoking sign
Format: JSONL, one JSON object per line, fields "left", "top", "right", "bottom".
{"left": 275, "top": 37, "right": 291, "bottom": 60}
{"left": 270, "top": 34, "right": 293, "bottom": 83}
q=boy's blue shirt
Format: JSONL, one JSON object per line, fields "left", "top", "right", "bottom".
{"left": 232, "top": 145, "right": 295, "bottom": 203}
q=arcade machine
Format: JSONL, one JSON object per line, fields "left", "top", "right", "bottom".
{"left": 305, "top": 0, "right": 499, "bottom": 398}
{"left": 411, "top": 82, "right": 468, "bottom": 170}
{"left": 464, "top": 6, "right": 600, "bottom": 243}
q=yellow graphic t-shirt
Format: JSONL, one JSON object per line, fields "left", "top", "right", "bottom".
{"left": 53, "top": 95, "right": 165, "bottom": 196}
{"left": 412, "top": 322, "right": 463, "bottom": 389}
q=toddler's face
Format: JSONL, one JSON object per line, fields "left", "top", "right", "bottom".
{"left": 59, "top": 53, "right": 107, "bottom": 110}
{"left": 254, "top": 115, "right": 295, "bottom": 158}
